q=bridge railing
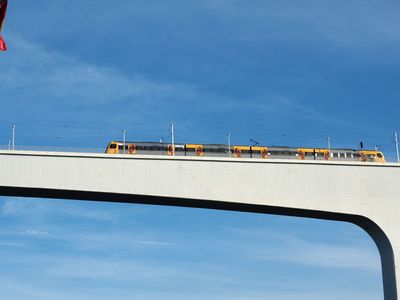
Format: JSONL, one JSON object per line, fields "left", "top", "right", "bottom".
{"left": 0, "top": 145, "right": 105, "bottom": 153}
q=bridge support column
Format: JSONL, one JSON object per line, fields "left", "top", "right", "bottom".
{"left": 390, "top": 237, "right": 400, "bottom": 300}
{"left": 359, "top": 217, "right": 399, "bottom": 300}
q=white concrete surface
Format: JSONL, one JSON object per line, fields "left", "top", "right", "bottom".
{"left": 0, "top": 150, "right": 399, "bottom": 299}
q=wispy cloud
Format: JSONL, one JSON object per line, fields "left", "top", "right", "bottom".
{"left": 252, "top": 237, "right": 380, "bottom": 270}
{"left": 225, "top": 226, "right": 380, "bottom": 271}
{"left": 0, "top": 37, "right": 191, "bottom": 106}
{"left": 0, "top": 35, "right": 351, "bottom": 136}
{"left": 0, "top": 197, "right": 177, "bottom": 250}
{"left": 24, "top": 229, "right": 48, "bottom": 236}
{"left": 1, "top": 197, "right": 381, "bottom": 273}
{"left": 2, "top": 197, "right": 122, "bottom": 223}
{"left": 0, "top": 241, "right": 25, "bottom": 247}
{"left": 0, "top": 197, "right": 383, "bottom": 299}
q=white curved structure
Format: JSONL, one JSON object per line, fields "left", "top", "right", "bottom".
{"left": 0, "top": 150, "right": 399, "bottom": 299}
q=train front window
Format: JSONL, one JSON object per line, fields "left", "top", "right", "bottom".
{"left": 110, "top": 144, "right": 117, "bottom": 149}
{"left": 377, "top": 153, "right": 383, "bottom": 158}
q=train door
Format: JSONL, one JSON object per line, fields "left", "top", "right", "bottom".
{"left": 128, "top": 144, "right": 136, "bottom": 154}
{"left": 106, "top": 142, "right": 119, "bottom": 154}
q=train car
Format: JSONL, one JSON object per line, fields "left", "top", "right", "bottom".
{"left": 105, "top": 141, "right": 385, "bottom": 163}
{"left": 295, "top": 148, "right": 385, "bottom": 163}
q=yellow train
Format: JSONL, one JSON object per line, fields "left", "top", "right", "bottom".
{"left": 105, "top": 141, "right": 385, "bottom": 163}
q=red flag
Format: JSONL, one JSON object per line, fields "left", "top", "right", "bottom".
{"left": 0, "top": 38, "right": 6, "bottom": 51}
{"left": 0, "top": 0, "right": 8, "bottom": 51}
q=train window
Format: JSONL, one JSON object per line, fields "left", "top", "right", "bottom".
{"left": 210, "top": 148, "right": 220, "bottom": 153}
{"left": 333, "top": 153, "right": 338, "bottom": 158}
{"left": 110, "top": 144, "right": 117, "bottom": 149}
{"left": 346, "top": 152, "right": 352, "bottom": 158}
{"left": 377, "top": 153, "right": 383, "bottom": 158}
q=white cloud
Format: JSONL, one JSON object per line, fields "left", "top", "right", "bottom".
{"left": 24, "top": 229, "right": 48, "bottom": 236}
{"left": 0, "top": 197, "right": 383, "bottom": 299}
{"left": 1, "top": 197, "right": 35, "bottom": 215}
{"left": 256, "top": 238, "right": 380, "bottom": 270}
{"left": 0, "top": 241, "right": 25, "bottom": 247}
{"left": 1, "top": 197, "right": 121, "bottom": 223}
{"left": 0, "top": 35, "right": 350, "bottom": 133}
{"left": 231, "top": 227, "right": 381, "bottom": 271}
{"left": 0, "top": 36, "right": 188, "bottom": 107}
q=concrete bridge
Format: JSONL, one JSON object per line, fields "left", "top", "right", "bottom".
{"left": 0, "top": 150, "right": 399, "bottom": 299}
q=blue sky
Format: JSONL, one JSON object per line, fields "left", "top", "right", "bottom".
{"left": 0, "top": 0, "right": 399, "bottom": 298}
{"left": 0, "top": 198, "right": 383, "bottom": 300}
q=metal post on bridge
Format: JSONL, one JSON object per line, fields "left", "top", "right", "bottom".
{"left": 394, "top": 132, "right": 399, "bottom": 163}
{"left": 171, "top": 123, "right": 175, "bottom": 156}
{"left": 11, "top": 125, "right": 15, "bottom": 150}
{"left": 123, "top": 129, "right": 126, "bottom": 154}
{"left": 227, "top": 132, "right": 231, "bottom": 157}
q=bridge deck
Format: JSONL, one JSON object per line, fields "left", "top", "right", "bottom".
{"left": 0, "top": 150, "right": 399, "bottom": 299}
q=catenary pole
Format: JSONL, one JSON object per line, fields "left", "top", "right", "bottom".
{"left": 227, "top": 133, "right": 231, "bottom": 157}
{"left": 171, "top": 123, "right": 175, "bottom": 156}
{"left": 123, "top": 130, "right": 126, "bottom": 154}
{"left": 395, "top": 132, "right": 399, "bottom": 163}
{"left": 12, "top": 125, "right": 15, "bottom": 150}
